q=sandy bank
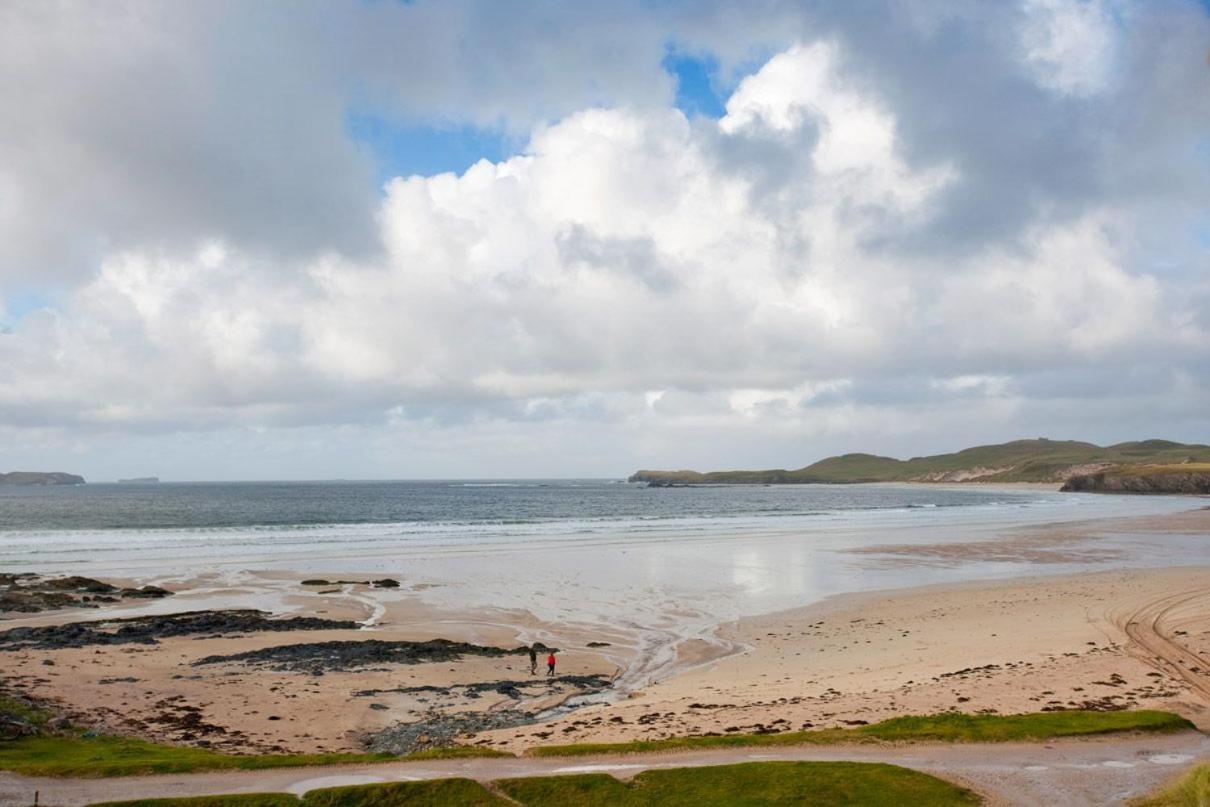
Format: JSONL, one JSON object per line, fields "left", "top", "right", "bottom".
{"left": 482, "top": 563, "right": 1210, "bottom": 750}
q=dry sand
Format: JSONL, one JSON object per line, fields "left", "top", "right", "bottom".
{"left": 482, "top": 564, "right": 1210, "bottom": 750}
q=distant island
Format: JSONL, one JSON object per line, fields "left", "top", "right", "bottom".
{"left": 630, "top": 439, "right": 1210, "bottom": 489}
{"left": 0, "top": 471, "right": 86, "bottom": 486}
{"left": 118, "top": 477, "right": 160, "bottom": 484}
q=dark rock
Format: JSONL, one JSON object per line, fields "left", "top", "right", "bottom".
{"left": 355, "top": 674, "right": 612, "bottom": 700}
{"left": 0, "top": 574, "right": 174, "bottom": 614}
{"left": 369, "top": 709, "right": 537, "bottom": 754}
{"left": 0, "top": 590, "right": 77, "bottom": 613}
{"left": 118, "top": 585, "right": 172, "bottom": 599}
{"left": 0, "top": 573, "right": 37, "bottom": 585}
{"left": 371, "top": 579, "right": 400, "bottom": 588}
{"left": 42, "top": 576, "right": 117, "bottom": 593}
{"left": 0, "top": 609, "right": 361, "bottom": 650}
{"left": 194, "top": 638, "right": 526, "bottom": 674}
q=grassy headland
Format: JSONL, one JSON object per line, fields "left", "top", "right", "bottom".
{"left": 630, "top": 438, "right": 1210, "bottom": 485}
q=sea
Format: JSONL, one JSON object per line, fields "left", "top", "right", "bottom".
{"left": 1, "top": 478, "right": 1205, "bottom": 598}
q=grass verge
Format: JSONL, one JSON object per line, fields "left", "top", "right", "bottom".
{"left": 1132, "top": 762, "right": 1210, "bottom": 807}
{"left": 0, "top": 735, "right": 392, "bottom": 777}
{"left": 527, "top": 710, "right": 1195, "bottom": 757}
{"left": 304, "top": 779, "right": 508, "bottom": 806}
{"left": 498, "top": 760, "right": 979, "bottom": 806}
{"left": 4, "top": 709, "right": 1191, "bottom": 777}
{"left": 92, "top": 761, "right": 978, "bottom": 806}
{"left": 94, "top": 797, "right": 299, "bottom": 807}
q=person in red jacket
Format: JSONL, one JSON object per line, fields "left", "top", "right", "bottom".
{"left": 546, "top": 650, "right": 557, "bottom": 677}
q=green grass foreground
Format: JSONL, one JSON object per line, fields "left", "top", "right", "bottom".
{"left": 0, "top": 735, "right": 392, "bottom": 777}
{"left": 528, "top": 710, "right": 1195, "bottom": 757}
{"left": 92, "top": 761, "right": 979, "bottom": 806}
{"left": 1133, "top": 762, "right": 1210, "bottom": 807}
{"left": 497, "top": 761, "right": 979, "bottom": 806}
{"left": 0, "top": 708, "right": 1191, "bottom": 777}
{"left": 304, "top": 779, "right": 507, "bottom": 807}
{"left": 94, "top": 797, "right": 300, "bottom": 807}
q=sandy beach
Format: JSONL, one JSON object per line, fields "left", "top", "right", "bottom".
{"left": 2, "top": 504, "right": 1208, "bottom": 758}
{"left": 483, "top": 563, "right": 1210, "bottom": 750}
{"left": 0, "top": 576, "right": 629, "bottom": 754}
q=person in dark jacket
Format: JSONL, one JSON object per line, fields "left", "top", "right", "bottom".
{"left": 528, "top": 645, "right": 538, "bottom": 676}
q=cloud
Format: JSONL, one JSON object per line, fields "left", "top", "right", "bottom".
{"left": 3, "top": 35, "right": 1202, "bottom": 424}
{"left": 1019, "top": 0, "right": 1119, "bottom": 96}
{"left": 0, "top": 1, "right": 1208, "bottom": 476}
{"left": 0, "top": 0, "right": 681, "bottom": 286}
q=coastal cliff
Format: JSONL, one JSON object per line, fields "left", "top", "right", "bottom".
{"left": 0, "top": 471, "right": 85, "bottom": 486}
{"left": 1060, "top": 464, "right": 1210, "bottom": 494}
{"left": 630, "top": 439, "right": 1210, "bottom": 486}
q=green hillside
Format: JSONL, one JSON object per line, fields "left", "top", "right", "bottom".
{"left": 629, "top": 438, "right": 1210, "bottom": 485}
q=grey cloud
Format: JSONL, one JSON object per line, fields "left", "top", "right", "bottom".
{"left": 556, "top": 225, "right": 676, "bottom": 292}
{"left": 0, "top": 0, "right": 680, "bottom": 287}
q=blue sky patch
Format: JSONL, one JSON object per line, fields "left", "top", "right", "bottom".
{"left": 662, "top": 48, "right": 727, "bottom": 119}
{"left": 1, "top": 291, "right": 55, "bottom": 328}
{"left": 347, "top": 112, "right": 517, "bottom": 185}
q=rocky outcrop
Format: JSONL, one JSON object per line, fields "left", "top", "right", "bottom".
{"left": 0, "top": 471, "right": 85, "bottom": 486}
{"left": 370, "top": 709, "right": 536, "bottom": 753}
{"left": 1061, "top": 467, "right": 1210, "bottom": 494}
{"left": 194, "top": 638, "right": 548, "bottom": 674}
{"left": 0, "top": 609, "right": 361, "bottom": 650}
{"left": 0, "top": 573, "right": 172, "bottom": 614}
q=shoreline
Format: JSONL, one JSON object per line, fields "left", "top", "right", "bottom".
{"left": 2, "top": 506, "right": 1209, "bottom": 757}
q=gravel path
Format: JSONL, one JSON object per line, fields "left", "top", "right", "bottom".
{"left": 1, "top": 732, "right": 1206, "bottom": 807}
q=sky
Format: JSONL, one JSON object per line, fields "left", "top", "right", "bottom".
{"left": 0, "top": 0, "right": 1208, "bottom": 481}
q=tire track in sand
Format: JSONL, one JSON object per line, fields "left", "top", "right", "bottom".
{"left": 1112, "top": 586, "right": 1210, "bottom": 702}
